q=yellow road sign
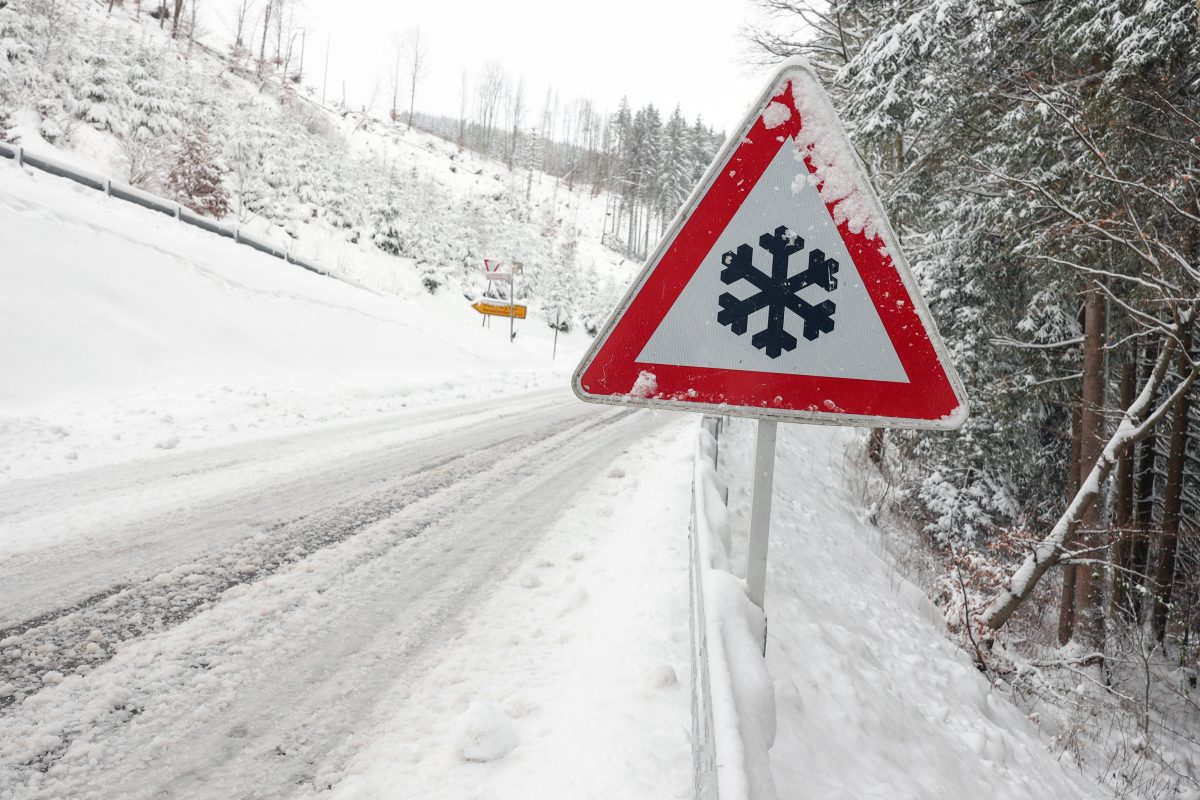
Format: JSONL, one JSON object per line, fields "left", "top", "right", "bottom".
{"left": 473, "top": 301, "right": 527, "bottom": 319}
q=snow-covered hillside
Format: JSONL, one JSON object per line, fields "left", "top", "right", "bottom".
{"left": 0, "top": 0, "right": 636, "bottom": 336}
{"left": 0, "top": 160, "right": 577, "bottom": 484}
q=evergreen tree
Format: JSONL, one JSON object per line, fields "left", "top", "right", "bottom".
{"left": 168, "top": 126, "right": 230, "bottom": 217}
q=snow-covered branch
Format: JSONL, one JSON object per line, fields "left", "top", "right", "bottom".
{"left": 982, "top": 332, "right": 1196, "bottom": 631}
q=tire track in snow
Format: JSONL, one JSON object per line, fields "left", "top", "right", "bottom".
{"left": 0, "top": 388, "right": 570, "bottom": 626}
{"left": 0, "top": 405, "right": 626, "bottom": 713}
{"left": 0, "top": 404, "right": 663, "bottom": 800}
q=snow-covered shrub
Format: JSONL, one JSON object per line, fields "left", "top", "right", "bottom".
{"left": 118, "top": 129, "right": 165, "bottom": 188}
{"left": 35, "top": 96, "right": 68, "bottom": 143}
{"left": 0, "top": 108, "right": 16, "bottom": 143}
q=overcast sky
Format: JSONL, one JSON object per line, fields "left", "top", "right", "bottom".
{"left": 206, "top": 0, "right": 776, "bottom": 134}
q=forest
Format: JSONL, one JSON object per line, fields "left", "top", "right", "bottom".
{"left": 748, "top": 0, "right": 1200, "bottom": 793}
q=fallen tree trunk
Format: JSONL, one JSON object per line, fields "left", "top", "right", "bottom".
{"left": 983, "top": 334, "right": 1194, "bottom": 631}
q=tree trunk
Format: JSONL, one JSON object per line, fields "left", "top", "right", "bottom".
{"left": 868, "top": 428, "right": 885, "bottom": 466}
{"left": 1072, "top": 289, "right": 1108, "bottom": 653}
{"left": 1132, "top": 345, "right": 1159, "bottom": 621}
{"left": 1059, "top": 401, "right": 1083, "bottom": 644}
{"left": 391, "top": 50, "right": 399, "bottom": 121}
{"left": 259, "top": 2, "right": 272, "bottom": 69}
{"left": 1152, "top": 326, "right": 1193, "bottom": 643}
{"left": 1110, "top": 357, "right": 1137, "bottom": 621}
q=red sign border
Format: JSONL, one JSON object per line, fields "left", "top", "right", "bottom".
{"left": 572, "top": 59, "right": 968, "bottom": 429}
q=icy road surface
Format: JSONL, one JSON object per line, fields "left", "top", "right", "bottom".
{"left": 0, "top": 391, "right": 693, "bottom": 799}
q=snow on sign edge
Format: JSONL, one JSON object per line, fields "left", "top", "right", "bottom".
{"left": 571, "top": 56, "right": 970, "bottom": 431}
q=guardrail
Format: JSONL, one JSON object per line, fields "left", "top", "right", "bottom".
{"left": 0, "top": 140, "right": 330, "bottom": 279}
{"left": 691, "top": 417, "right": 777, "bottom": 800}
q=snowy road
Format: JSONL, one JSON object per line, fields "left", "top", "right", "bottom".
{"left": 0, "top": 390, "right": 691, "bottom": 799}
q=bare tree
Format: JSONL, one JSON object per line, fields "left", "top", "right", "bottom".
{"left": 233, "top": 0, "right": 253, "bottom": 48}
{"left": 475, "top": 61, "right": 506, "bottom": 152}
{"left": 456, "top": 69, "right": 468, "bottom": 150}
{"left": 388, "top": 31, "right": 401, "bottom": 122}
{"left": 401, "top": 26, "right": 428, "bottom": 129}
{"left": 505, "top": 76, "right": 525, "bottom": 168}
{"left": 258, "top": 0, "right": 271, "bottom": 70}
{"left": 187, "top": 0, "right": 199, "bottom": 53}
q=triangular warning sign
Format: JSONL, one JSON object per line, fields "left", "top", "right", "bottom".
{"left": 573, "top": 59, "right": 968, "bottom": 429}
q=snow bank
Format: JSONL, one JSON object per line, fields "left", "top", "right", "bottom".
{"left": 690, "top": 420, "right": 776, "bottom": 800}
{"left": 716, "top": 417, "right": 1104, "bottom": 799}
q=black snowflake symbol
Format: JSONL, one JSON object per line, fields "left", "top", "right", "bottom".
{"left": 717, "top": 225, "right": 839, "bottom": 358}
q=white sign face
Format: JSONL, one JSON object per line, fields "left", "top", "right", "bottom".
{"left": 484, "top": 271, "right": 513, "bottom": 282}
{"left": 636, "top": 139, "right": 908, "bottom": 384}
{"left": 572, "top": 58, "right": 969, "bottom": 429}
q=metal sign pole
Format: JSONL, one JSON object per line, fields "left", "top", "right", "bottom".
{"left": 483, "top": 277, "right": 492, "bottom": 327}
{"left": 553, "top": 309, "right": 560, "bottom": 359}
{"left": 509, "top": 272, "right": 515, "bottom": 343}
{"left": 745, "top": 419, "right": 777, "bottom": 651}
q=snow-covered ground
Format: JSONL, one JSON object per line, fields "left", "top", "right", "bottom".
{"left": 0, "top": 396, "right": 693, "bottom": 800}
{"left": 0, "top": 157, "right": 694, "bottom": 799}
{"left": 718, "top": 417, "right": 1105, "bottom": 799}
{"left": 1, "top": 117, "right": 1111, "bottom": 800}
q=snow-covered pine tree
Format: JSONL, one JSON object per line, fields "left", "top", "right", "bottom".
{"left": 168, "top": 125, "right": 230, "bottom": 217}
{"left": 126, "top": 44, "right": 185, "bottom": 139}
{"left": 368, "top": 171, "right": 404, "bottom": 257}
{"left": 544, "top": 225, "right": 578, "bottom": 332}
{"left": 224, "top": 125, "right": 270, "bottom": 222}
{"left": 657, "top": 106, "right": 691, "bottom": 227}
{"left": 76, "top": 47, "right": 134, "bottom": 134}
